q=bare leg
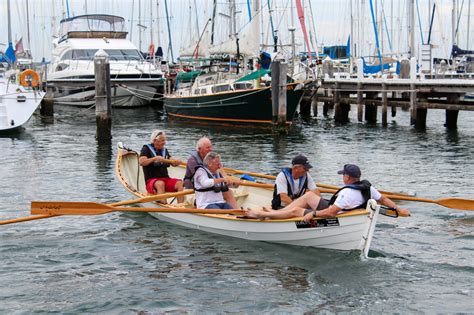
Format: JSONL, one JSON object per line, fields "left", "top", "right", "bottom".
{"left": 246, "top": 206, "right": 307, "bottom": 219}
{"left": 174, "top": 180, "right": 185, "bottom": 203}
{"left": 223, "top": 190, "right": 238, "bottom": 209}
{"left": 279, "top": 191, "right": 321, "bottom": 211}
{"left": 153, "top": 180, "right": 166, "bottom": 203}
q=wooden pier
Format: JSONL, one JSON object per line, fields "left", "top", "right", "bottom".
{"left": 301, "top": 59, "right": 474, "bottom": 130}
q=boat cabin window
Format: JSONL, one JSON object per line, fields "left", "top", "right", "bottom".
{"left": 194, "top": 89, "right": 200, "bottom": 95}
{"left": 212, "top": 85, "right": 231, "bottom": 93}
{"left": 200, "top": 88, "right": 207, "bottom": 94}
{"left": 234, "top": 83, "right": 253, "bottom": 90}
{"left": 61, "top": 49, "right": 143, "bottom": 61}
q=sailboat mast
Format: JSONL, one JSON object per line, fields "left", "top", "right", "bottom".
{"left": 26, "top": 0, "right": 31, "bottom": 53}
{"left": 156, "top": 0, "right": 160, "bottom": 50}
{"left": 7, "top": 0, "right": 12, "bottom": 44}
{"left": 211, "top": 0, "right": 217, "bottom": 45}
{"left": 468, "top": 0, "right": 471, "bottom": 49}
{"left": 350, "top": 0, "right": 355, "bottom": 61}
{"left": 408, "top": 0, "right": 415, "bottom": 59}
{"left": 150, "top": 0, "right": 153, "bottom": 45}
{"left": 164, "top": 0, "right": 174, "bottom": 61}
{"left": 230, "top": 0, "right": 237, "bottom": 40}
{"left": 130, "top": 0, "right": 134, "bottom": 42}
{"left": 452, "top": 0, "right": 457, "bottom": 47}
{"left": 139, "top": 0, "right": 142, "bottom": 51}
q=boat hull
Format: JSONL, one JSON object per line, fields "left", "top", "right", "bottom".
{"left": 0, "top": 79, "right": 44, "bottom": 131}
{"left": 115, "top": 146, "right": 379, "bottom": 256}
{"left": 164, "top": 83, "right": 304, "bottom": 124}
{"left": 52, "top": 84, "right": 158, "bottom": 107}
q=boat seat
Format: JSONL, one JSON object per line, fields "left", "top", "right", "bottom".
{"left": 234, "top": 192, "right": 249, "bottom": 200}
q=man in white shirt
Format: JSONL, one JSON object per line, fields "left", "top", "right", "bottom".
{"left": 247, "top": 164, "right": 409, "bottom": 219}
{"left": 194, "top": 152, "right": 238, "bottom": 209}
{"left": 271, "top": 154, "right": 320, "bottom": 209}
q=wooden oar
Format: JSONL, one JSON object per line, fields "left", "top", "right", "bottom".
{"left": 0, "top": 190, "right": 196, "bottom": 226}
{"left": 112, "top": 189, "right": 194, "bottom": 206}
{"left": 380, "top": 194, "right": 474, "bottom": 211}
{"left": 234, "top": 178, "right": 336, "bottom": 194}
{"left": 30, "top": 201, "right": 245, "bottom": 216}
{"left": 0, "top": 214, "right": 59, "bottom": 225}
{"left": 161, "top": 158, "right": 414, "bottom": 198}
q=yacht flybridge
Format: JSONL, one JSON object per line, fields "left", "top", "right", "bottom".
{"left": 48, "top": 15, "right": 163, "bottom": 107}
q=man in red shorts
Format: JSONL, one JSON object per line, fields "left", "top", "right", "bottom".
{"left": 139, "top": 130, "right": 184, "bottom": 203}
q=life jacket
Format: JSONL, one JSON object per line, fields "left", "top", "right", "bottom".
{"left": 271, "top": 168, "right": 308, "bottom": 209}
{"left": 328, "top": 179, "right": 372, "bottom": 210}
{"left": 183, "top": 151, "right": 203, "bottom": 183}
{"left": 146, "top": 144, "right": 170, "bottom": 162}
{"left": 193, "top": 166, "right": 229, "bottom": 193}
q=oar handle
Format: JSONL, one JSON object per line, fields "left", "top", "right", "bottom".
{"left": 0, "top": 215, "right": 57, "bottom": 225}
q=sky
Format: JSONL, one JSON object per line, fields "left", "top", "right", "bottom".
{"left": 0, "top": 0, "right": 472, "bottom": 62}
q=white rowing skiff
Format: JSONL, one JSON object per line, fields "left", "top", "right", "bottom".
{"left": 115, "top": 144, "right": 380, "bottom": 257}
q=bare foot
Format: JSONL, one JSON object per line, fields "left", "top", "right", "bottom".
{"left": 261, "top": 206, "right": 271, "bottom": 213}
{"left": 245, "top": 208, "right": 263, "bottom": 219}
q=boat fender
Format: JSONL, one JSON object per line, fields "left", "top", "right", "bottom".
{"left": 19, "top": 69, "right": 40, "bottom": 88}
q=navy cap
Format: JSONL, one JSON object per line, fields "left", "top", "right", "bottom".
{"left": 292, "top": 154, "right": 312, "bottom": 170}
{"left": 337, "top": 164, "right": 361, "bottom": 178}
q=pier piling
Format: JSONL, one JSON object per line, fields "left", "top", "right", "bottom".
{"left": 445, "top": 95, "right": 460, "bottom": 129}
{"left": 271, "top": 60, "right": 288, "bottom": 133}
{"left": 94, "top": 50, "right": 112, "bottom": 144}
{"left": 382, "top": 82, "right": 388, "bottom": 126}
{"left": 40, "top": 86, "right": 54, "bottom": 117}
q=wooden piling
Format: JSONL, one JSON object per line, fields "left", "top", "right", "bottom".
{"left": 445, "top": 95, "right": 460, "bottom": 129}
{"left": 333, "top": 82, "right": 345, "bottom": 123}
{"left": 356, "top": 60, "right": 364, "bottom": 122}
{"left": 40, "top": 85, "right": 54, "bottom": 117}
{"left": 409, "top": 58, "right": 418, "bottom": 126}
{"left": 365, "top": 92, "right": 377, "bottom": 123}
{"left": 271, "top": 60, "right": 288, "bottom": 133}
{"left": 94, "top": 50, "right": 112, "bottom": 144}
{"left": 382, "top": 82, "right": 388, "bottom": 126}
{"left": 311, "top": 96, "right": 318, "bottom": 117}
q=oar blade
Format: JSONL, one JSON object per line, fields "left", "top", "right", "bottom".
{"left": 31, "top": 201, "right": 113, "bottom": 215}
{"left": 437, "top": 198, "right": 474, "bottom": 210}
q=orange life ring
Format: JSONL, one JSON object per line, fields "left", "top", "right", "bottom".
{"left": 19, "top": 69, "right": 40, "bottom": 88}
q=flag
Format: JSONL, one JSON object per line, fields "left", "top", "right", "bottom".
{"left": 295, "top": 0, "right": 312, "bottom": 62}
{"left": 5, "top": 42, "right": 16, "bottom": 63}
{"left": 15, "top": 37, "right": 24, "bottom": 56}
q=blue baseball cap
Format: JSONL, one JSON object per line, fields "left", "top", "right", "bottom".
{"left": 292, "top": 154, "right": 312, "bottom": 170}
{"left": 337, "top": 164, "right": 361, "bottom": 178}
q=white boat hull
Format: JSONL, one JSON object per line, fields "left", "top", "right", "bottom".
{"left": 0, "top": 77, "right": 44, "bottom": 131}
{"left": 52, "top": 84, "right": 157, "bottom": 107}
{"left": 115, "top": 146, "right": 380, "bottom": 256}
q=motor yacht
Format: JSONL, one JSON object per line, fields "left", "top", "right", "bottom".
{"left": 48, "top": 14, "right": 163, "bottom": 107}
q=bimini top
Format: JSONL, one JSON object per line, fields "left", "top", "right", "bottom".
{"left": 58, "top": 14, "right": 128, "bottom": 42}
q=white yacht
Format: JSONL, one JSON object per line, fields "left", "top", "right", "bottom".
{"left": 0, "top": 68, "right": 44, "bottom": 132}
{"left": 48, "top": 14, "right": 163, "bottom": 107}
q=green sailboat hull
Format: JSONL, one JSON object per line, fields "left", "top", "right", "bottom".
{"left": 164, "top": 83, "right": 304, "bottom": 124}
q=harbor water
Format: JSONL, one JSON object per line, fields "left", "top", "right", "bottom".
{"left": 1, "top": 106, "right": 473, "bottom": 313}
